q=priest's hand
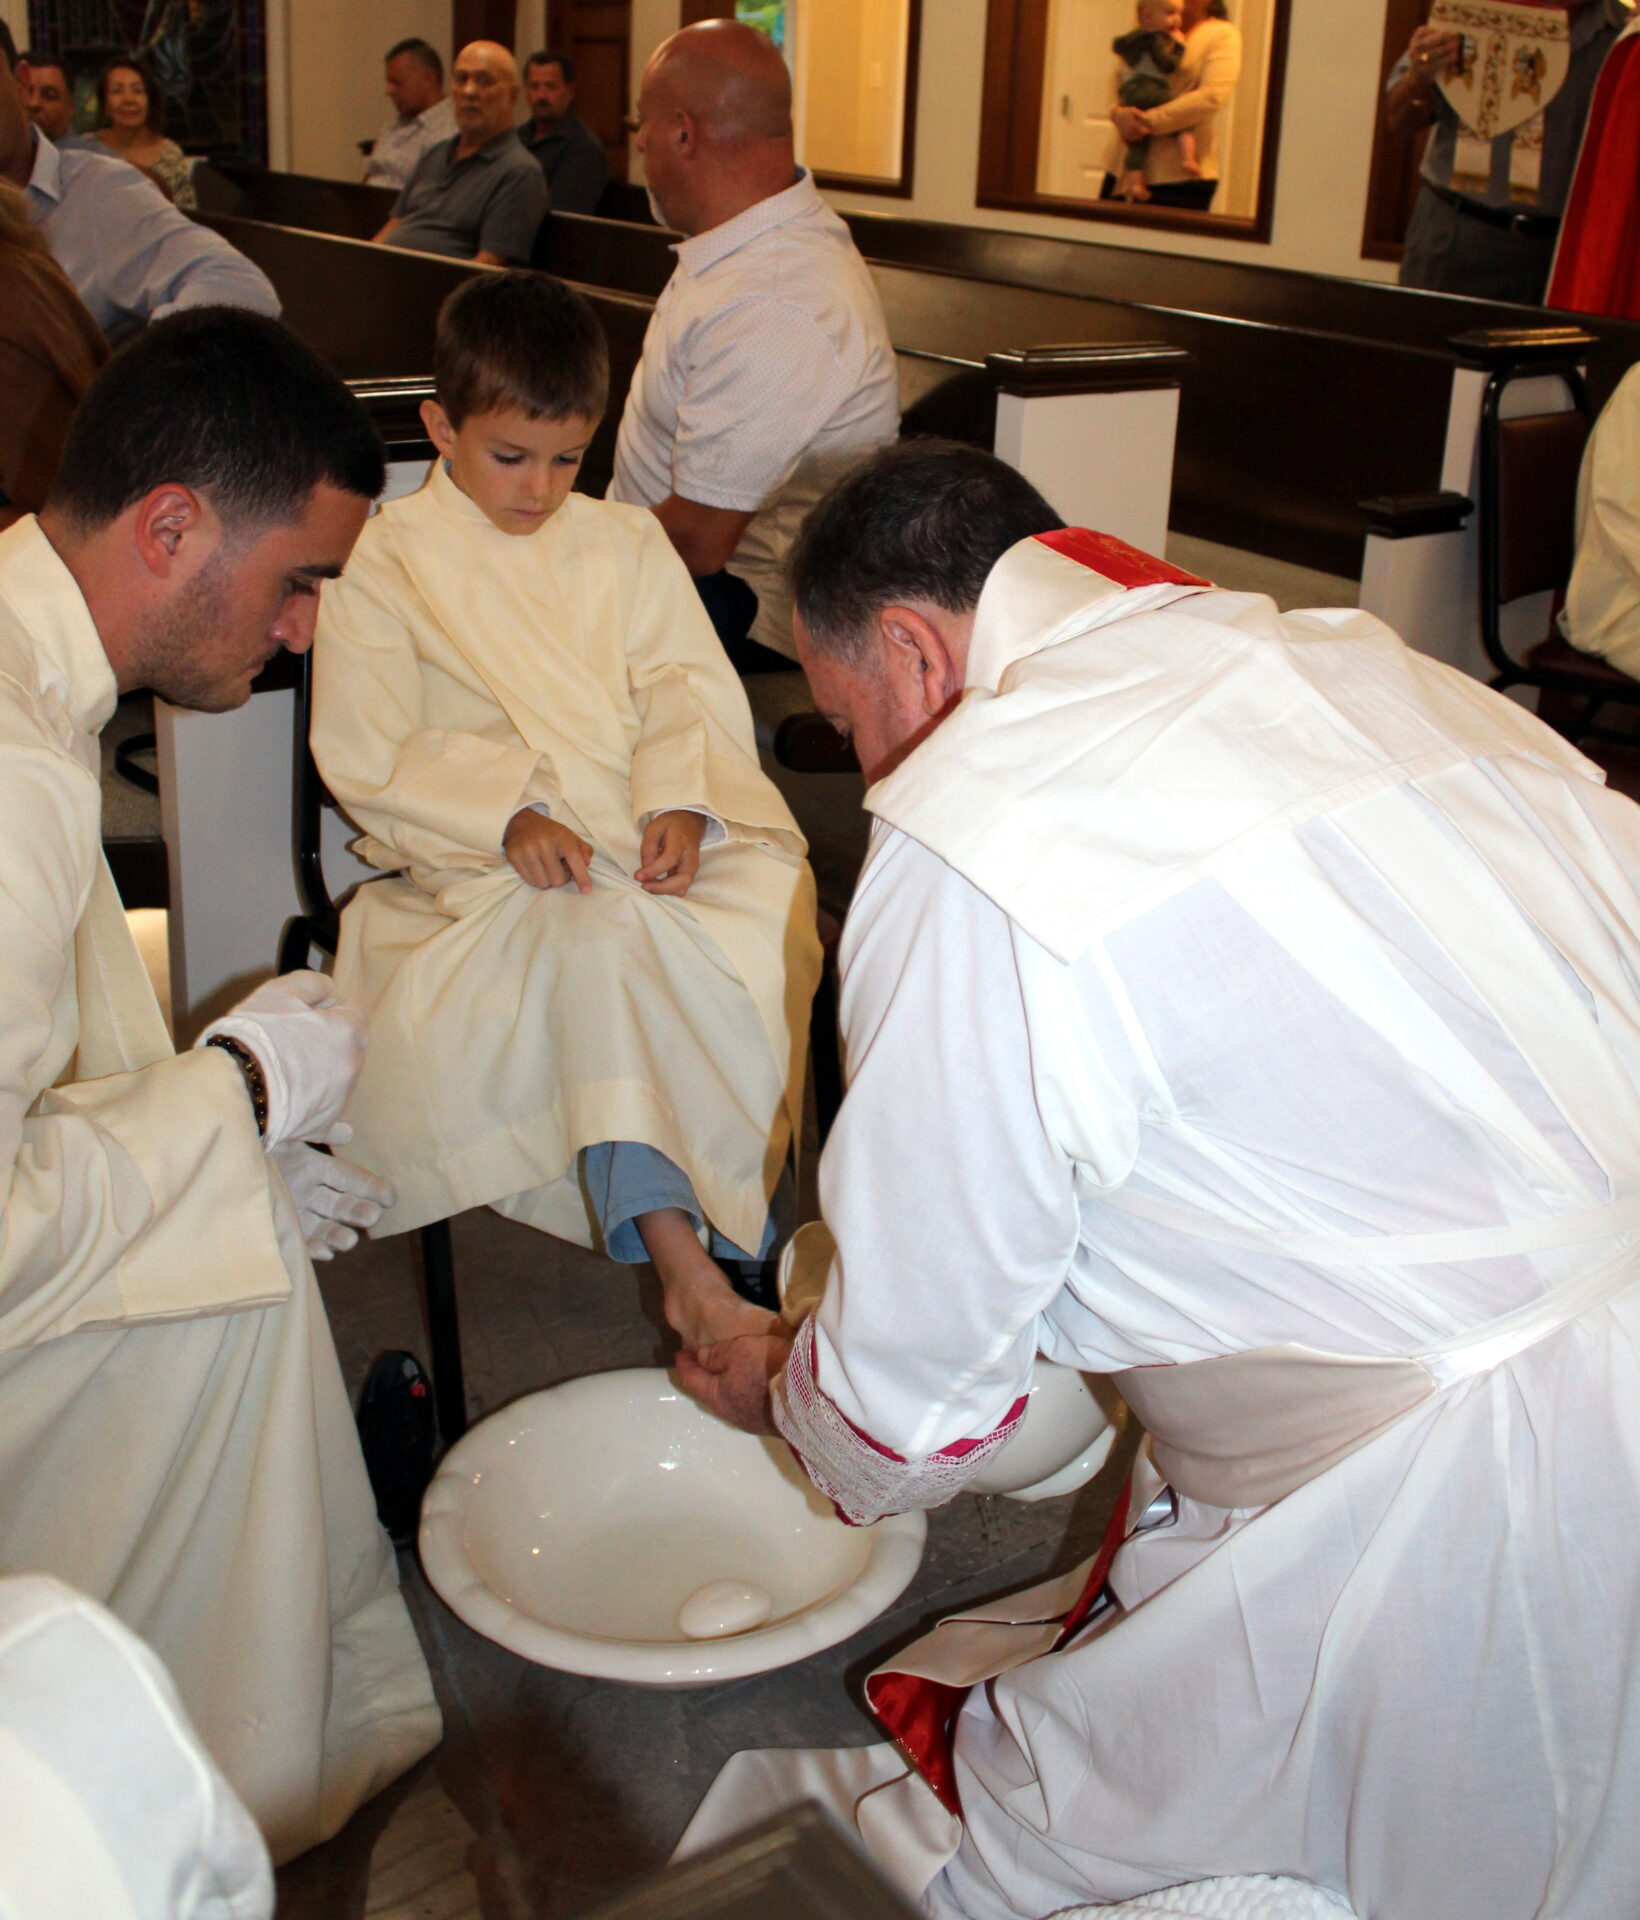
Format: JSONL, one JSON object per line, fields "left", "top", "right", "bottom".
{"left": 636, "top": 809, "right": 705, "bottom": 897}
{"left": 504, "top": 809, "right": 594, "bottom": 893}
{"left": 272, "top": 1133, "right": 396, "bottom": 1259}
{"left": 675, "top": 1328, "right": 794, "bottom": 1436}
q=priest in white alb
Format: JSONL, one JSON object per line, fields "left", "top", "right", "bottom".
{"left": 313, "top": 272, "right": 819, "bottom": 1347}
{"left": 678, "top": 440, "right": 1640, "bottom": 1919}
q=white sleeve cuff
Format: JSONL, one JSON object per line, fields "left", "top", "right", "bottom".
{"left": 641, "top": 805, "right": 727, "bottom": 848}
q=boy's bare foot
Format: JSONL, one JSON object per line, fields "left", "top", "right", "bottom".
{"left": 636, "top": 1205, "right": 783, "bottom": 1351}
{"left": 1121, "top": 172, "right": 1151, "bottom": 202}
{"left": 1180, "top": 159, "right": 1202, "bottom": 177}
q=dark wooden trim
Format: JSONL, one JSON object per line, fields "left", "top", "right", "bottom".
{"left": 680, "top": 0, "right": 735, "bottom": 20}
{"left": 976, "top": 0, "right": 1044, "bottom": 202}
{"left": 1359, "top": 490, "right": 1474, "bottom": 537}
{"left": 811, "top": 0, "right": 922, "bottom": 201}
{"left": 974, "top": 187, "right": 1268, "bottom": 245}
{"left": 453, "top": 0, "right": 517, "bottom": 48}
{"left": 985, "top": 340, "right": 1191, "bottom": 395}
{"left": 975, "top": 0, "right": 1291, "bottom": 247}
{"left": 1360, "top": 0, "right": 1431, "bottom": 268}
{"left": 1449, "top": 325, "right": 1600, "bottom": 369}
{"left": 105, "top": 837, "right": 169, "bottom": 911}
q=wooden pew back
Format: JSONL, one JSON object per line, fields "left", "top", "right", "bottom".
{"left": 194, "top": 161, "right": 395, "bottom": 242}
{"left": 866, "top": 262, "right": 1453, "bottom": 577}
{"left": 840, "top": 211, "right": 1640, "bottom": 409}
{"left": 198, "top": 203, "right": 1493, "bottom": 577}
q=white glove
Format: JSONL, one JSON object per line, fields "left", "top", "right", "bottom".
{"left": 197, "top": 970, "right": 367, "bottom": 1150}
{"left": 271, "top": 1132, "right": 396, "bottom": 1260}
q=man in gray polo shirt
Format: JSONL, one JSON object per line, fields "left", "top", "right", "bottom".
{"left": 1384, "top": 0, "right": 1627, "bottom": 304}
{"left": 374, "top": 40, "right": 546, "bottom": 267}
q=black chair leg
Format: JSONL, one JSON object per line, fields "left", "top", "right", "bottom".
{"left": 419, "top": 1219, "right": 468, "bottom": 1445}
{"left": 276, "top": 913, "right": 318, "bottom": 976}
{"left": 810, "top": 956, "right": 844, "bottom": 1147}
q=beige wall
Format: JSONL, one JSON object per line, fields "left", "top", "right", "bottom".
{"left": 819, "top": 0, "right": 1396, "bottom": 282}
{"left": 277, "top": 0, "right": 450, "bottom": 181}
{"left": 797, "top": 0, "right": 910, "bottom": 183}
{"left": 0, "top": 0, "right": 26, "bottom": 51}
{"left": 614, "top": 0, "right": 1398, "bottom": 284}
{"left": 627, "top": 0, "right": 680, "bottom": 185}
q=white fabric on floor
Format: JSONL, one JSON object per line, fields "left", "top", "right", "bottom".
{"left": 0, "top": 1574, "right": 273, "bottom": 1920}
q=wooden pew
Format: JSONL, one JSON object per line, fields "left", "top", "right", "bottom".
{"left": 193, "top": 160, "right": 395, "bottom": 241}
{"left": 836, "top": 210, "right": 1640, "bottom": 404}
{"left": 194, "top": 159, "right": 655, "bottom": 236}
{"left": 199, "top": 176, "right": 1633, "bottom": 580}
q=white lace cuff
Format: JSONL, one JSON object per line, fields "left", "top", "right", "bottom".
{"left": 772, "top": 1318, "right": 1026, "bottom": 1526}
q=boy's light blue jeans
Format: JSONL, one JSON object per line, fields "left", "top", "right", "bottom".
{"left": 582, "top": 1141, "right": 792, "bottom": 1266}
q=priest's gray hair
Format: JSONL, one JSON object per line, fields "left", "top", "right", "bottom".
{"left": 789, "top": 440, "right": 1063, "bottom": 666}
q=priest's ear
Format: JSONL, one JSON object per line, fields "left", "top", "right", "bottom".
{"left": 420, "top": 398, "right": 458, "bottom": 461}
{"left": 878, "top": 604, "right": 971, "bottom": 720}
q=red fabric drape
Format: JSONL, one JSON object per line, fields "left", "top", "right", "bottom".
{"left": 864, "top": 1480, "right": 1133, "bottom": 1817}
{"left": 1548, "top": 30, "right": 1640, "bottom": 320}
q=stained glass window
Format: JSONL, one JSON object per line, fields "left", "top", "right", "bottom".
{"left": 26, "top": 0, "right": 267, "bottom": 161}
{"left": 735, "top": 0, "right": 790, "bottom": 58}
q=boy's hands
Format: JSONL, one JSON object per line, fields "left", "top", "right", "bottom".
{"left": 637, "top": 809, "right": 706, "bottom": 897}
{"left": 504, "top": 810, "right": 594, "bottom": 893}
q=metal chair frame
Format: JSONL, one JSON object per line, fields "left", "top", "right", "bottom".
{"left": 277, "top": 648, "right": 468, "bottom": 1447}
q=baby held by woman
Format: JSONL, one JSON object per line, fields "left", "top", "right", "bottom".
{"left": 1112, "top": 0, "right": 1198, "bottom": 201}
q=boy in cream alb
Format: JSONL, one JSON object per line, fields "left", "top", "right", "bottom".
{"left": 312, "top": 272, "right": 819, "bottom": 1348}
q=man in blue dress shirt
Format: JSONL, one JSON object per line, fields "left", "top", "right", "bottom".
{"left": 0, "top": 23, "right": 278, "bottom": 343}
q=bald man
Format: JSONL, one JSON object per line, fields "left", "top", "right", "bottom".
{"left": 374, "top": 40, "right": 547, "bottom": 265}
{"left": 609, "top": 20, "right": 897, "bottom": 670}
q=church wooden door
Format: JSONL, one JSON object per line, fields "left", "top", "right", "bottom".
{"left": 546, "top": 0, "right": 633, "bottom": 179}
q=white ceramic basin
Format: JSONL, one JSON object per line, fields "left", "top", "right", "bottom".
{"left": 418, "top": 1368, "right": 926, "bottom": 1686}
{"left": 965, "top": 1362, "right": 1119, "bottom": 1500}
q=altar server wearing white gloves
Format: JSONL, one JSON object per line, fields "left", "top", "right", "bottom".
{"left": 0, "top": 308, "right": 440, "bottom": 1864}
{"left": 679, "top": 440, "right": 1640, "bottom": 1920}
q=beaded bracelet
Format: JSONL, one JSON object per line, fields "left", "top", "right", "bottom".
{"left": 205, "top": 1034, "right": 269, "bottom": 1139}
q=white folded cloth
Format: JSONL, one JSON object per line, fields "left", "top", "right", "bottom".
{"left": 0, "top": 1575, "right": 273, "bottom": 1920}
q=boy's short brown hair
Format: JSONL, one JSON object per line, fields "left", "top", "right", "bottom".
{"left": 434, "top": 271, "right": 610, "bottom": 428}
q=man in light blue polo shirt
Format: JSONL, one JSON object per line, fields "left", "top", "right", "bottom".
{"left": 0, "top": 23, "right": 278, "bottom": 343}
